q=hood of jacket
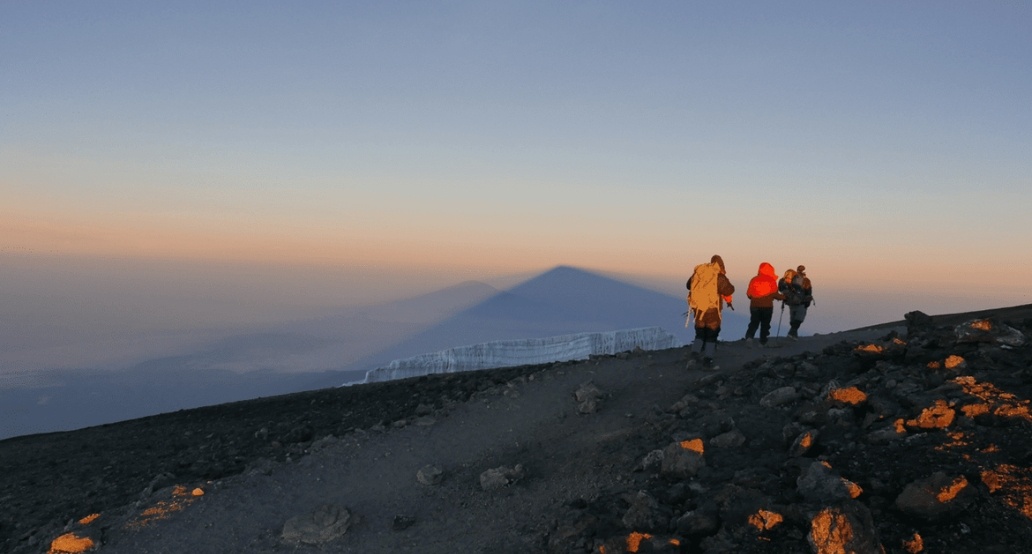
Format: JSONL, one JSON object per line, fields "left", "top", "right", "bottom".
{"left": 747, "top": 262, "right": 779, "bottom": 298}
{"left": 710, "top": 254, "right": 726, "bottom": 274}
{"left": 757, "top": 262, "right": 776, "bottom": 279}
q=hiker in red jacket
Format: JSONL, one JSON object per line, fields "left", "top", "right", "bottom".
{"left": 685, "top": 254, "right": 735, "bottom": 370}
{"left": 745, "top": 262, "right": 784, "bottom": 347}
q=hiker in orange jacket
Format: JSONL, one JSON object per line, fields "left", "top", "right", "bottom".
{"left": 745, "top": 262, "right": 784, "bottom": 347}
{"left": 685, "top": 254, "right": 735, "bottom": 370}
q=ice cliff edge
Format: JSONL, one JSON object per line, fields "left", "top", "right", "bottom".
{"left": 357, "top": 327, "right": 682, "bottom": 384}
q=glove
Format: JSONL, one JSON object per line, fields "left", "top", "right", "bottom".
{"left": 727, "top": 302, "right": 734, "bottom": 311}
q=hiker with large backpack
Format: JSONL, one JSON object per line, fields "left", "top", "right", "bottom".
{"left": 685, "top": 254, "right": 735, "bottom": 370}
{"left": 744, "top": 262, "right": 785, "bottom": 347}
{"left": 778, "top": 265, "right": 814, "bottom": 339}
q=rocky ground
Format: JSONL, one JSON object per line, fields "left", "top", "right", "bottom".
{"left": 4, "top": 305, "right": 1032, "bottom": 553}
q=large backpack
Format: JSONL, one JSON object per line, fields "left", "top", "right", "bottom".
{"left": 687, "top": 262, "right": 721, "bottom": 317}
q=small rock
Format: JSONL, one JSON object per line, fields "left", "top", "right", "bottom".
{"left": 660, "top": 441, "right": 705, "bottom": 479}
{"left": 479, "top": 464, "right": 525, "bottom": 491}
{"left": 807, "top": 502, "right": 881, "bottom": 554}
{"left": 574, "top": 381, "right": 606, "bottom": 414}
{"left": 392, "top": 515, "right": 416, "bottom": 531}
{"left": 710, "top": 429, "right": 746, "bottom": 449}
{"left": 789, "top": 429, "right": 819, "bottom": 457}
{"left": 675, "top": 509, "right": 720, "bottom": 536}
{"left": 636, "top": 449, "right": 664, "bottom": 472}
{"left": 760, "top": 386, "right": 800, "bottom": 408}
{"left": 895, "top": 472, "right": 975, "bottom": 521}
{"left": 621, "top": 491, "right": 667, "bottom": 531}
{"left": 282, "top": 504, "right": 351, "bottom": 545}
{"left": 417, "top": 465, "right": 444, "bottom": 486}
{"left": 797, "top": 461, "right": 862, "bottom": 503}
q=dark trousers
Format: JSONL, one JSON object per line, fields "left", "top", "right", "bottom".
{"left": 693, "top": 326, "right": 721, "bottom": 343}
{"left": 746, "top": 307, "right": 774, "bottom": 344}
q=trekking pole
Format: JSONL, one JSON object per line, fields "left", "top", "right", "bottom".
{"left": 776, "top": 302, "right": 785, "bottom": 340}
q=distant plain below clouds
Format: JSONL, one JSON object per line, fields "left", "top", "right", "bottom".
{"left": 1, "top": 266, "right": 736, "bottom": 440}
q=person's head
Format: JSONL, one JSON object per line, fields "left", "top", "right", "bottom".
{"left": 711, "top": 254, "right": 725, "bottom": 273}
{"left": 784, "top": 268, "right": 797, "bottom": 282}
{"left": 758, "top": 262, "right": 775, "bottom": 277}
{"left": 797, "top": 265, "right": 806, "bottom": 275}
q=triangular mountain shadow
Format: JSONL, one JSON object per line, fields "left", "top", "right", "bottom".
{"left": 340, "top": 265, "right": 748, "bottom": 379}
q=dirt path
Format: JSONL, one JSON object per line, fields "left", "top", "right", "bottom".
{"left": 94, "top": 327, "right": 900, "bottom": 553}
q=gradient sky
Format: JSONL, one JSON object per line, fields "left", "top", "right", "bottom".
{"left": 2, "top": 1, "right": 1031, "bottom": 366}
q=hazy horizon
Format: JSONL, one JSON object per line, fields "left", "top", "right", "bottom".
{"left": 3, "top": 253, "right": 1027, "bottom": 378}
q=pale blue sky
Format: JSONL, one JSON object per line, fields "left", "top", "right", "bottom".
{"left": 1, "top": 1, "right": 1030, "bottom": 364}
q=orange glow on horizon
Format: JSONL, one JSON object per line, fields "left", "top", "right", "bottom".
{"left": 0, "top": 207, "right": 679, "bottom": 276}
{"left": 5, "top": 203, "right": 1032, "bottom": 311}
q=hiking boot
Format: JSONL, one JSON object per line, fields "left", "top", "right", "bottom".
{"left": 745, "top": 338, "right": 754, "bottom": 347}
{"left": 685, "top": 352, "right": 702, "bottom": 370}
{"left": 702, "top": 357, "right": 719, "bottom": 370}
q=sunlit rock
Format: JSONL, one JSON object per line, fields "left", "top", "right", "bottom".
{"left": 807, "top": 502, "right": 881, "bottom": 554}
{"left": 747, "top": 509, "right": 784, "bottom": 532}
{"left": 895, "top": 472, "right": 975, "bottom": 521}
{"left": 827, "top": 386, "right": 868, "bottom": 407}
{"left": 866, "top": 421, "right": 906, "bottom": 444}
{"left": 902, "top": 531, "right": 925, "bottom": 553}
{"left": 48, "top": 533, "right": 95, "bottom": 554}
{"left": 661, "top": 440, "right": 705, "bottom": 479}
{"left": 906, "top": 400, "right": 956, "bottom": 430}
{"left": 954, "top": 318, "right": 1027, "bottom": 346}
{"left": 797, "top": 461, "right": 863, "bottom": 503}
{"left": 790, "top": 429, "right": 819, "bottom": 456}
